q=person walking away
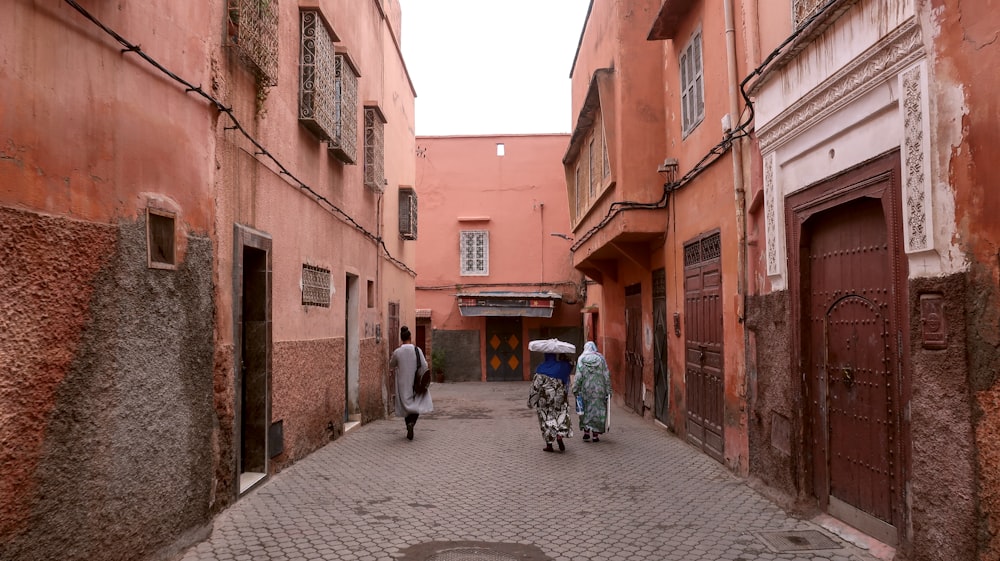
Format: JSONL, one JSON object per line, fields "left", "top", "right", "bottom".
{"left": 527, "top": 352, "right": 573, "bottom": 452}
{"left": 573, "top": 341, "right": 611, "bottom": 442}
{"left": 389, "top": 326, "right": 432, "bottom": 440}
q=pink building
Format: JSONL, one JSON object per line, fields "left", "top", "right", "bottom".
{"left": 414, "top": 135, "right": 584, "bottom": 382}
{"left": 1, "top": 0, "right": 416, "bottom": 559}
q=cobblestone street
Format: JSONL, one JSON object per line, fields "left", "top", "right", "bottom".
{"left": 178, "top": 382, "right": 888, "bottom": 561}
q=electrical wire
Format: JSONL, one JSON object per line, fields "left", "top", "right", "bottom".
{"left": 62, "top": 0, "right": 415, "bottom": 276}
{"left": 570, "top": 0, "right": 842, "bottom": 254}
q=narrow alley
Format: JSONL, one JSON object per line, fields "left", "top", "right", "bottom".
{"left": 177, "top": 382, "right": 888, "bottom": 561}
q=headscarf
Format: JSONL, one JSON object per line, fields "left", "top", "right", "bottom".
{"left": 536, "top": 352, "right": 572, "bottom": 386}
{"left": 577, "top": 341, "right": 608, "bottom": 372}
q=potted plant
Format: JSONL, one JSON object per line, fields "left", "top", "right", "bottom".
{"left": 431, "top": 349, "right": 446, "bottom": 383}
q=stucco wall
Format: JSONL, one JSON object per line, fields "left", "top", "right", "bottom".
{"left": 906, "top": 274, "right": 977, "bottom": 560}
{"left": 1, "top": 212, "right": 215, "bottom": 561}
{"left": 745, "top": 291, "right": 797, "bottom": 497}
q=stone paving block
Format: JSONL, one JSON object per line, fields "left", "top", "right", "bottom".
{"left": 176, "top": 382, "right": 886, "bottom": 561}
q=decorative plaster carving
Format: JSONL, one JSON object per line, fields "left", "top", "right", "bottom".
{"left": 758, "top": 20, "right": 923, "bottom": 152}
{"left": 901, "top": 63, "right": 931, "bottom": 253}
{"left": 764, "top": 153, "right": 779, "bottom": 277}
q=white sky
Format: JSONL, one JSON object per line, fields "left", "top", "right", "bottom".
{"left": 397, "top": 0, "right": 592, "bottom": 136}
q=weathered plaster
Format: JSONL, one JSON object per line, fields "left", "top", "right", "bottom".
{"left": 1, "top": 216, "right": 215, "bottom": 561}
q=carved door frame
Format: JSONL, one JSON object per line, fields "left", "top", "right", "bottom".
{"left": 786, "top": 150, "right": 909, "bottom": 544}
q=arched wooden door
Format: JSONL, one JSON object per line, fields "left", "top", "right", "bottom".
{"left": 789, "top": 151, "right": 907, "bottom": 545}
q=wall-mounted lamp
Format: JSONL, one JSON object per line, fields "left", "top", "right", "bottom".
{"left": 657, "top": 158, "right": 679, "bottom": 187}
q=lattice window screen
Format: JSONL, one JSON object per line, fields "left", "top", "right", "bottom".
{"left": 302, "top": 264, "right": 331, "bottom": 307}
{"left": 298, "top": 10, "right": 336, "bottom": 140}
{"left": 227, "top": 0, "right": 279, "bottom": 86}
{"left": 364, "top": 107, "right": 386, "bottom": 192}
{"left": 329, "top": 54, "right": 358, "bottom": 164}
{"left": 460, "top": 230, "right": 489, "bottom": 276}
{"left": 793, "top": 0, "right": 826, "bottom": 28}
{"left": 399, "top": 188, "right": 417, "bottom": 240}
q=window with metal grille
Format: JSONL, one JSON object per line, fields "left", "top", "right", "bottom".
{"left": 298, "top": 10, "right": 337, "bottom": 141}
{"left": 680, "top": 30, "right": 704, "bottom": 136}
{"left": 147, "top": 208, "right": 176, "bottom": 270}
{"left": 329, "top": 53, "right": 358, "bottom": 164}
{"left": 575, "top": 165, "right": 583, "bottom": 221}
{"left": 793, "top": 0, "right": 826, "bottom": 28}
{"left": 460, "top": 230, "right": 489, "bottom": 276}
{"left": 364, "top": 106, "right": 386, "bottom": 192}
{"left": 301, "top": 264, "right": 331, "bottom": 307}
{"left": 399, "top": 187, "right": 417, "bottom": 240}
{"left": 227, "top": 0, "right": 279, "bottom": 86}
{"left": 684, "top": 232, "right": 721, "bottom": 267}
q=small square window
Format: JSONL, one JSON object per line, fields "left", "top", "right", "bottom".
{"left": 496, "top": 143, "right": 505, "bottom": 157}
{"left": 147, "top": 208, "right": 176, "bottom": 270}
{"left": 302, "top": 264, "right": 331, "bottom": 307}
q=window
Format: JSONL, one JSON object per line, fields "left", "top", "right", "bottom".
{"left": 680, "top": 31, "right": 704, "bottom": 136}
{"left": 301, "top": 264, "right": 331, "bottom": 307}
{"left": 227, "top": 0, "right": 279, "bottom": 86}
{"left": 298, "top": 10, "right": 337, "bottom": 140}
{"left": 496, "top": 143, "right": 505, "bottom": 156}
{"left": 588, "top": 137, "right": 596, "bottom": 198}
{"left": 460, "top": 230, "right": 489, "bottom": 276}
{"left": 364, "top": 106, "right": 386, "bottom": 191}
{"left": 367, "top": 280, "right": 375, "bottom": 308}
{"left": 329, "top": 53, "right": 359, "bottom": 164}
{"left": 399, "top": 187, "right": 417, "bottom": 240}
{"left": 575, "top": 165, "right": 583, "bottom": 220}
{"left": 147, "top": 208, "right": 176, "bottom": 270}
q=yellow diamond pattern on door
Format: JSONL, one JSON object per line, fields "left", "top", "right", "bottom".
{"left": 485, "top": 317, "right": 523, "bottom": 382}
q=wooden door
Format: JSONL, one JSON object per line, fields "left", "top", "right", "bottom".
{"left": 806, "top": 198, "right": 896, "bottom": 530}
{"left": 684, "top": 232, "right": 724, "bottom": 463}
{"left": 486, "top": 317, "right": 523, "bottom": 381}
{"left": 624, "top": 284, "right": 644, "bottom": 414}
{"left": 653, "top": 268, "right": 670, "bottom": 425}
{"left": 789, "top": 150, "right": 906, "bottom": 545}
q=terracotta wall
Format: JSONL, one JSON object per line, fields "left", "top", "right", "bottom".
{"left": 414, "top": 134, "right": 583, "bottom": 381}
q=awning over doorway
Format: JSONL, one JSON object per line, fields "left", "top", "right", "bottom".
{"left": 456, "top": 291, "right": 562, "bottom": 318}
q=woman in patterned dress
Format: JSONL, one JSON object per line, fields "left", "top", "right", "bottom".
{"left": 527, "top": 353, "right": 574, "bottom": 452}
{"left": 573, "top": 341, "right": 611, "bottom": 442}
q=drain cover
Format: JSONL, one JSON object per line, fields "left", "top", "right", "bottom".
{"left": 757, "top": 530, "right": 842, "bottom": 552}
{"left": 427, "top": 548, "right": 519, "bottom": 561}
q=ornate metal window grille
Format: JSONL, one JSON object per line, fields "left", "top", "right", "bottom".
{"left": 680, "top": 30, "right": 704, "bottom": 136}
{"left": 793, "top": 0, "right": 826, "bottom": 28}
{"left": 298, "top": 10, "right": 337, "bottom": 140}
{"left": 329, "top": 54, "right": 359, "bottom": 164}
{"left": 684, "top": 232, "right": 721, "bottom": 267}
{"left": 399, "top": 188, "right": 417, "bottom": 240}
{"left": 460, "top": 230, "right": 489, "bottom": 276}
{"left": 227, "top": 0, "right": 279, "bottom": 86}
{"left": 575, "top": 165, "right": 583, "bottom": 221}
{"left": 302, "top": 264, "right": 331, "bottom": 307}
{"left": 589, "top": 137, "right": 596, "bottom": 197}
{"left": 364, "top": 107, "right": 386, "bottom": 192}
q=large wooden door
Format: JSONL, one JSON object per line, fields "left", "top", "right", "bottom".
{"left": 624, "top": 284, "right": 644, "bottom": 414}
{"left": 789, "top": 150, "right": 906, "bottom": 545}
{"left": 684, "top": 232, "right": 724, "bottom": 463}
{"left": 805, "top": 198, "right": 897, "bottom": 535}
{"left": 486, "top": 317, "right": 523, "bottom": 381}
{"left": 653, "top": 269, "right": 669, "bottom": 425}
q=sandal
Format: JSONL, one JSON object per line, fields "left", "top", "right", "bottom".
{"left": 592, "top": 435, "right": 600, "bottom": 443}
{"left": 543, "top": 444, "right": 555, "bottom": 452}
{"left": 582, "top": 433, "right": 591, "bottom": 441}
